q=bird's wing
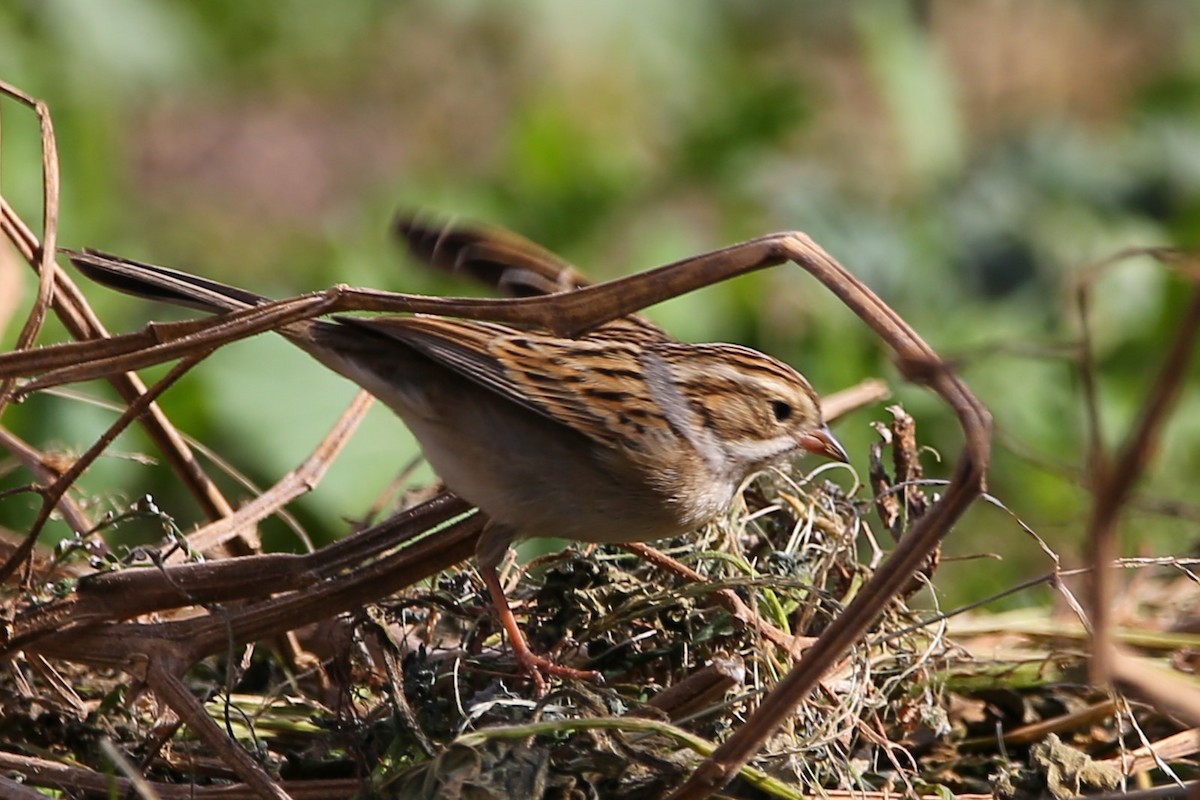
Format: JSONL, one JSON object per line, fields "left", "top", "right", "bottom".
{"left": 337, "top": 315, "right": 665, "bottom": 453}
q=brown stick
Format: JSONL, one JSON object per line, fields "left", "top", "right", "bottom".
{"left": 0, "top": 77, "right": 237, "bottom": 533}
{"left": 1087, "top": 286, "right": 1200, "bottom": 689}
{"left": 0, "top": 354, "right": 207, "bottom": 585}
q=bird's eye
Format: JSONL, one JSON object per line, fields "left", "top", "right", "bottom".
{"left": 771, "top": 400, "right": 793, "bottom": 422}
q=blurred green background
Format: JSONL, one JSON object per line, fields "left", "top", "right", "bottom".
{"left": 2, "top": 1, "right": 1198, "bottom": 608}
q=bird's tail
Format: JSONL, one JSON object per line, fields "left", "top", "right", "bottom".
{"left": 394, "top": 214, "right": 592, "bottom": 298}
{"left": 66, "top": 249, "right": 269, "bottom": 314}
{"left": 65, "top": 247, "right": 430, "bottom": 404}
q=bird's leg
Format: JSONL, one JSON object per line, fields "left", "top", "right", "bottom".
{"left": 477, "top": 524, "right": 602, "bottom": 695}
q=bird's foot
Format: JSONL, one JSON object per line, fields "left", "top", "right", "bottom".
{"left": 511, "top": 645, "right": 603, "bottom": 697}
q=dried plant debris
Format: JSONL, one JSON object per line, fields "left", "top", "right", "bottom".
{"left": 870, "top": 404, "right": 939, "bottom": 599}
{"left": 0, "top": 418, "right": 900, "bottom": 793}
{"left": 5, "top": 407, "right": 1198, "bottom": 797}
{"left": 993, "top": 734, "right": 1123, "bottom": 799}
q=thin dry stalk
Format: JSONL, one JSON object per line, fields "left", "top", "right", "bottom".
{"left": 1070, "top": 251, "right": 1200, "bottom": 720}
{"left": 0, "top": 78, "right": 239, "bottom": 538}
{"left": 0, "top": 81, "right": 58, "bottom": 419}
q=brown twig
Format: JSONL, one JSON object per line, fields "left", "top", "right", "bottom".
{"left": 0, "top": 354, "right": 207, "bottom": 585}
{"left": 621, "top": 541, "right": 816, "bottom": 657}
{"left": 0, "top": 425, "right": 93, "bottom": 535}
{"left": 821, "top": 377, "right": 890, "bottom": 420}
{"left": 163, "top": 389, "right": 374, "bottom": 561}
{"left": 0, "top": 78, "right": 237, "bottom": 534}
{"left": 0, "top": 750, "right": 356, "bottom": 799}
{"left": 1089, "top": 283, "right": 1200, "bottom": 698}
{"left": 0, "top": 81, "right": 58, "bottom": 421}
{"left": 3, "top": 492, "right": 473, "bottom": 655}
{"left": 145, "top": 660, "right": 292, "bottom": 799}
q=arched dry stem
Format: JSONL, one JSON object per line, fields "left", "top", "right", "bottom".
{"left": 1, "top": 79, "right": 992, "bottom": 799}
{"left": 0, "top": 232, "right": 993, "bottom": 798}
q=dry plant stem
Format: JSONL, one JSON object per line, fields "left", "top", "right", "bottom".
{"left": 0, "top": 425, "right": 92, "bottom": 534}
{"left": 0, "top": 237, "right": 987, "bottom": 386}
{"left": 9, "top": 290, "right": 341, "bottom": 393}
{"left": 1102, "top": 727, "right": 1200, "bottom": 775}
{"left": 164, "top": 389, "right": 374, "bottom": 561}
{"left": 1111, "top": 645, "right": 1200, "bottom": 731}
{"left": 0, "top": 774, "right": 48, "bottom": 800}
{"left": 26, "top": 653, "right": 87, "bottom": 716}
{"left": 98, "top": 738, "right": 165, "bottom": 800}
{"left": 11, "top": 511, "right": 483, "bottom": 800}
{"left": 0, "top": 752, "right": 354, "bottom": 800}
{"left": 0, "top": 390, "right": 368, "bottom": 670}
{"left": 561, "top": 236, "right": 991, "bottom": 798}
{"left": 365, "top": 606, "right": 437, "bottom": 757}
{"left": 0, "top": 201, "right": 236, "bottom": 528}
{"left": 1088, "top": 785, "right": 1200, "bottom": 800}
{"left": 0, "top": 81, "right": 58, "bottom": 420}
{"left": 889, "top": 406, "right": 927, "bottom": 532}
{"left": 22, "top": 504, "right": 481, "bottom": 663}
{"left": 636, "top": 655, "right": 745, "bottom": 722}
{"left": 138, "top": 712, "right": 188, "bottom": 793}
{"left": 4, "top": 492, "right": 472, "bottom": 653}
{"left": 622, "top": 542, "right": 815, "bottom": 655}
{"left": 1090, "top": 286, "right": 1200, "bottom": 697}
{"left": 55, "top": 234, "right": 940, "bottom": 349}
{"left": 145, "top": 660, "right": 292, "bottom": 800}
{"left": 0, "top": 314, "right": 223, "bottom": 376}
{"left": 1075, "top": 287, "right": 1110, "bottom": 484}
{"left": 1069, "top": 244, "right": 1193, "bottom": 491}
{"left": 4, "top": 551, "right": 312, "bottom": 651}
{"left": 0, "top": 84, "right": 235, "bottom": 545}
{"left": 998, "top": 699, "right": 1118, "bottom": 746}
{"left": 21, "top": 528, "right": 483, "bottom": 694}
{"left": 0, "top": 354, "right": 207, "bottom": 585}
{"left": 820, "top": 377, "right": 889, "bottom": 420}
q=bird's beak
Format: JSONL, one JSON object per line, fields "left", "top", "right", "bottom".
{"left": 799, "top": 425, "right": 850, "bottom": 463}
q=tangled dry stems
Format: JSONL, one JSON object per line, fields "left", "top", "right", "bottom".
{"left": 1, "top": 419, "right": 957, "bottom": 797}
